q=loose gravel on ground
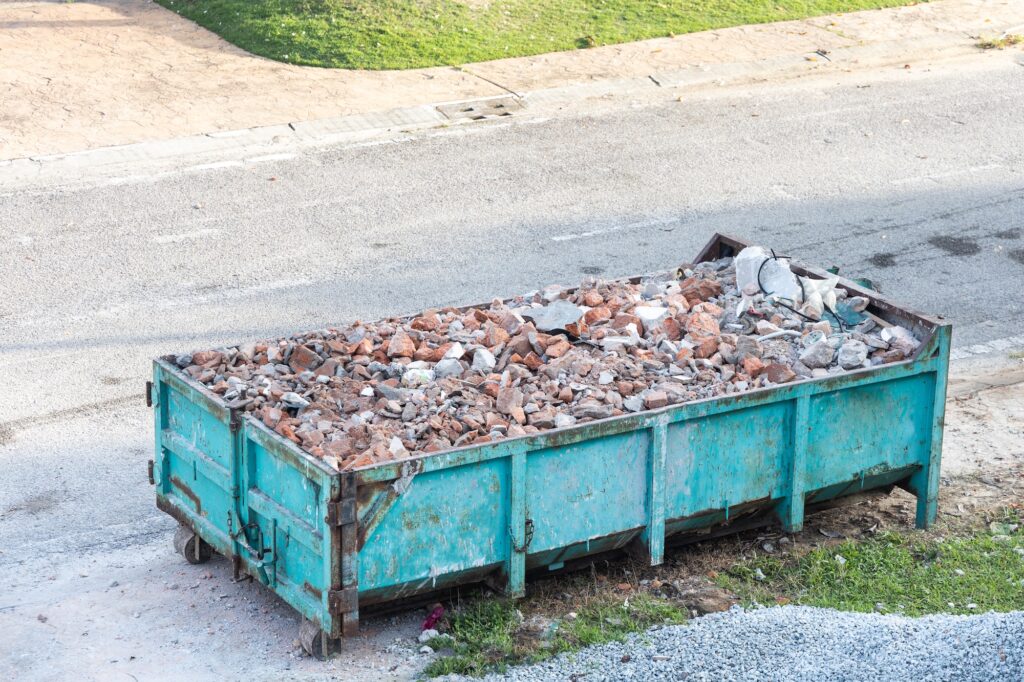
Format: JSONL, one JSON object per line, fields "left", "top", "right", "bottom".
{"left": 444, "top": 606, "right": 1024, "bottom": 682}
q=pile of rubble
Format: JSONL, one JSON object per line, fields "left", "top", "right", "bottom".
{"left": 172, "top": 250, "right": 921, "bottom": 471}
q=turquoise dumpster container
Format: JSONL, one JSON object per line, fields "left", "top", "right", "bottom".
{"left": 150, "top": 233, "right": 951, "bottom": 655}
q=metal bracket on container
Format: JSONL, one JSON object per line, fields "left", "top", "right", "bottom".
{"left": 228, "top": 408, "right": 242, "bottom": 434}
{"left": 511, "top": 518, "right": 534, "bottom": 553}
{"left": 328, "top": 587, "right": 358, "bottom": 615}
{"left": 145, "top": 380, "right": 153, "bottom": 408}
{"left": 147, "top": 460, "right": 155, "bottom": 485}
{"left": 326, "top": 498, "right": 356, "bottom": 527}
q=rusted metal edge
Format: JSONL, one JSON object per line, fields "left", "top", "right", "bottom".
{"left": 334, "top": 471, "right": 359, "bottom": 637}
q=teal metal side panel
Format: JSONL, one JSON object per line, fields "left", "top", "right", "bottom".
{"left": 526, "top": 431, "right": 649, "bottom": 555}
{"left": 357, "top": 459, "right": 509, "bottom": 599}
{"left": 153, "top": 363, "right": 235, "bottom": 553}
{"left": 664, "top": 402, "right": 793, "bottom": 521}
{"left": 242, "top": 425, "right": 335, "bottom": 630}
{"left": 154, "top": 361, "right": 340, "bottom": 637}
{"left": 804, "top": 374, "right": 934, "bottom": 492}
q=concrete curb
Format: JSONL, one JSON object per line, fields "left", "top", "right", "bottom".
{"left": 0, "top": 32, "right": 1003, "bottom": 192}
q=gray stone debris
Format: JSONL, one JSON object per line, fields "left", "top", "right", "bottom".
{"left": 433, "top": 358, "right": 463, "bottom": 379}
{"left": 472, "top": 348, "right": 496, "bottom": 372}
{"left": 799, "top": 341, "right": 834, "bottom": 369}
{"left": 280, "top": 392, "right": 309, "bottom": 409}
{"left": 838, "top": 339, "right": 869, "bottom": 369}
{"left": 521, "top": 299, "right": 584, "bottom": 332}
{"left": 174, "top": 253, "right": 920, "bottom": 471}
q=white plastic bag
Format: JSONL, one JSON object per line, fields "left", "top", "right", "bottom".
{"left": 735, "top": 246, "right": 801, "bottom": 302}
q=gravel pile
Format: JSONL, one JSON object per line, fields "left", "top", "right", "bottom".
{"left": 170, "top": 252, "right": 921, "bottom": 471}
{"left": 445, "top": 606, "right": 1024, "bottom": 681}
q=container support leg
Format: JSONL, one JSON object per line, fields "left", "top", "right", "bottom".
{"left": 637, "top": 420, "right": 667, "bottom": 566}
{"left": 778, "top": 395, "right": 809, "bottom": 533}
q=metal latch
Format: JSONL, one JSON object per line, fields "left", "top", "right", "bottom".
{"left": 147, "top": 460, "right": 155, "bottom": 485}
{"left": 326, "top": 499, "right": 356, "bottom": 527}
{"left": 328, "top": 587, "right": 358, "bottom": 615}
{"left": 511, "top": 518, "right": 534, "bottom": 553}
{"left": 145, "top": 380, "right": 153, "bottom": 408}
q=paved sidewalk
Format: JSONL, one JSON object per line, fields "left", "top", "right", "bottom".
{"left": 2, "top": 0, "right": 1023, "bottom": 160}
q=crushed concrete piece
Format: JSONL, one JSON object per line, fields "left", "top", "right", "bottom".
{"left": 472, "top": 348, "right": 496, "bottom": 372}
{"left": 521, "top": 299, "right": 584, "bottom": 332}
{"left": 800, "top": 341, "right": 834, "bottom": 369}
{"left": 838, "top": 339, "right": 869, "bottom": 369}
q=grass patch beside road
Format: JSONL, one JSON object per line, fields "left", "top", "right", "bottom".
{"left": 422, "top": 593, "right": 686, "bottom": 677}
{"left": 719, "top": 519, "right": 1024, "bottom": 616}
{"left": 977, "top": 34, "right": 1023, "bottom": 50}
{"left": 156, "top": 0, "right": 925, "bottom": 70}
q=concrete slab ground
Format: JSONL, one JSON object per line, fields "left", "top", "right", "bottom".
{"left": 2, "top": 0, "right": 1023, "bottom": 160}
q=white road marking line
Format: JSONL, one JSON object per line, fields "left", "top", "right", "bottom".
{"left": 551, "top": 217, "right": 678, "bottom": 242}
{"left": 181, "top": 160, "right": 244, "bottom": 173}
{"left": 245, "top": 153, "right": 296, "bottom": 164}
{"left": 152, "top": 228, "right": 221, "bottom": 244}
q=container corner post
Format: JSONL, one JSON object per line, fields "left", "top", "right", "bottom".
{"left": 913, "top": 324, "right": 951, "bottom": 529}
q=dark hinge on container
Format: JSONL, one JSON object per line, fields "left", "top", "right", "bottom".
{"left": 328, "top": 587, "right": 358, "bottom": 615}
{"left": 147, "top": 460, "right": 155, "bottom": 485}
{"left": 145, "top": 380, "right": 153, "bottom": 407}
{"left": 326, "top": 498, "right": 356, "bottom": 526}
{"left": 229, "top": 408, "right": 241, "bottom": 433}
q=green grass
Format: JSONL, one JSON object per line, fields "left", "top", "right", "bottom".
{"left": 156, "top": 0, "right": 927, "bottom": 70}
{"left": 977, "top": 34, "right": 1024, "bottom": 50}
{"left": 719, "top": 521, "right": 1024, "bottom": 616}
{"left": 421, "top": 593, "right": 686, "bottom": 677}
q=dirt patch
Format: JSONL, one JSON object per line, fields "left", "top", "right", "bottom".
{"left": 3, "top": 491, "right": 60, "bottom": 517}
{"left": 869, "top": 252, "right": 897, "bottom": 268}
{"left": 928, "top": 235, "right": 982, "bottom": 256}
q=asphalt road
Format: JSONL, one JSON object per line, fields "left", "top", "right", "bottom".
{"left": 1, "top": 51, "right": 1023, "bottom": 680}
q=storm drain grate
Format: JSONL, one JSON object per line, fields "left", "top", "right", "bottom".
{"left": 436, "top": 96, "right": 523, "bottom": 121}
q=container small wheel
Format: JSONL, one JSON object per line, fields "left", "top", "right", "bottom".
{"left": 299, "top": 617, "right": 327, "bottom": 659}
{"left": 173, "top": 525, "right": 213, "bottom": 565}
